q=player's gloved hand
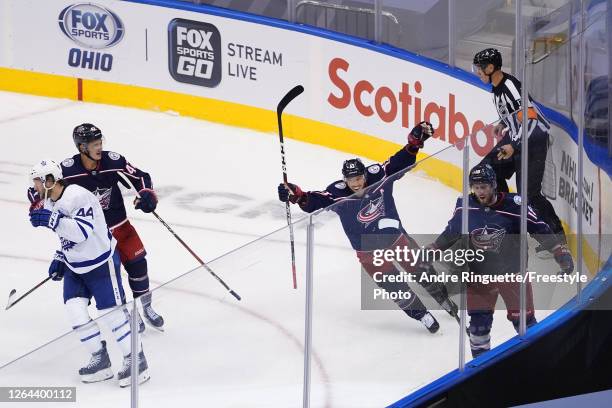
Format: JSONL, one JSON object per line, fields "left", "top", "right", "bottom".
{"left": 553, "top": 245, "right": 574, "bottom": 275}
{"left": 278, "top": 183, "right": 305, "bottom": 204}
{"left": 27, "top": 187, "right": 41, "bottom": 204}
{"left": 30, "top": 209, "right": 63, "bottom": 231}
{"left": 27, "top": 187, "right": 44, "bottom": 214}
{"left": 134, "top": 188, "right": 158, "bottom": 213}
{"left": 407, "top": 121, "right": 434, "bottom": 152}
{"left": 48, "top": 251, "right": 66, "bottom": 281}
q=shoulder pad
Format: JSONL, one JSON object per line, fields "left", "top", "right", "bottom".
{"left": 326, "top": 180, "right": 349, "bottom": 196}
{"left": 367, "top": 164, "right": 381, "bottom": 174}
{"left": 106, "top": 151, "right": 122, "bottom": 161}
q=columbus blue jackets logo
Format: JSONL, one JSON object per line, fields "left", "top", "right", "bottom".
{"left": 470, "top": 224, "right": 505, "bottom": 253}
{"left": 58, "top": 3, "right": 124, "bottom": 49}
{"left": 357, "top": 196, "right": 385, "bottom": 226}
{"left": 93, "top": 187, "right": 112, "bottom": 210}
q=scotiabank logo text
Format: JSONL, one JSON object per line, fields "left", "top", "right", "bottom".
{"left": 58, "top": 3, "right": 124, "bottom": 72}
{"left": 168, "top": 19, "right": 222, "bottom": 87}
{"left": 327, "top": 57, "right": 499, "bottom": 156}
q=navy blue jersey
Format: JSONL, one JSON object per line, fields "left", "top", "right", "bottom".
{"left": 434, "top": 192, "right": 559, "bottom": 275}
{"left": 59, "top": 151, "right": 153, "bottom": 228}
{"left": 299, "top": 146, "right": 417, "bottom": 251}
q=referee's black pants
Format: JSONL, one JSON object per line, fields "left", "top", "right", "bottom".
{"left": 481, "top": 126, "right": 566, "bottom": 240}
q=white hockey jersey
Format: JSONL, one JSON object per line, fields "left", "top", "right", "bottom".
{"left": 43, "top": 184, "right": 117, "bottom": 274}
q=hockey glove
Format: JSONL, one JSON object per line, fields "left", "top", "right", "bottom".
{"left": 135, "top": 188, "right": 158, "bottom": 213}
{"left": 27, "top": 187, "right": 44, "bottom": 214}
{"left": 49, "top": 251, "right": 66, "bottom": 281}
{"left": 278, "top": 183, "right": 305, "bottom": 205}
{"left": 407, "top": 121, "right": 434, "bottom": 152}
{"left": 30, "top": 209, "right": 63, "bottom": 231}
{"left": 553, "top": 245, "right": 574, "bottom": 275}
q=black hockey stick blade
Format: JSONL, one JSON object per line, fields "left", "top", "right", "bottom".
{"left": 277, "top": 85, "right": 304, "bottom": 115}
{"left": 5, "top": 289, "right": 16, "bottom": 310}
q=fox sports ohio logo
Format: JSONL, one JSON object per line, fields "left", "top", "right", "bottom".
{"left": 58, "top": 3, "right": 124, "bottom": 49}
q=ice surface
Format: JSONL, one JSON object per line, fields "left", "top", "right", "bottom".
{"left": 0, "top": 91, "right": 562, "bottom": 407}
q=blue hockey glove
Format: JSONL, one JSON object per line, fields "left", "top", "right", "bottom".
{"left": 49, "top": 251, "right": 66, "bottom": 281}
{"left": 553, "top": 245, "right": 574, "bottom": 275}
{"left": 30, "top": 209, "right": 63, "bottom": 230}
{"left": 407, "top": 121, "right": 434, "bottom": 152}
{"left": 135, "top": 189, "right": 158, "bottom": 213}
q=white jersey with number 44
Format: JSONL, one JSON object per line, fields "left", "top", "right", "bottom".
{"left": 43, "top": 184, "right": 117, "bottom": 274}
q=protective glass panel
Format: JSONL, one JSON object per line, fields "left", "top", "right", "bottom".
{"left": 526, "top": 5, "right": 610, "bottom": 311}
{"left": 307, "top": 139, "right": 468, "bottom": 406}
{"left": 136, "top": 219, "right": 307, "bottom": 406}
{"left": 381, "top": 0, "right": 450, "bottom": 62}
{"left": 0, "top": 303, "right": 135, "bottom": 407}
{"left": 296, "top": 0, "right": 378, "bottom": 41}
{"left": 177, "top": 0, "right": 290, "bottom": 21}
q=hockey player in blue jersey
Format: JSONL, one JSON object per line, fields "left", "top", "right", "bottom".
{"left": 278, "top": 122, "right": 459, "bottom": 333}
{"left": 431, "top": 163, "right": 574, "bottom": 357}
{"left": 29, "top": 159, "right": 149, "bottom": 387}
{"left": 28, "top": 124, "right": 163, "bottom": 332}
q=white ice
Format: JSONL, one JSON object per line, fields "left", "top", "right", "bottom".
{"left": 0, "top": 91, "right": 566, "bottom": 407}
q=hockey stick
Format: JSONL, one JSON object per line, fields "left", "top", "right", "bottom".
{"left": 6, "top": 276, "right": 53, "bottom": 310}
{"left": 117, "top": 172, "right": 241, "bottom": 301}
{"left": 277, "top": 85, "right": 304, "bottom": 290}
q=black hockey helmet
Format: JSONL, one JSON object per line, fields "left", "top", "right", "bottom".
{"left": 473, "top": 48, "right": 502, "bottom": 71}
{"left": 469, "top": 163, "right": 497, "bottom": 188}
{"left": 342, "top": 158, "right": 366, "bottom": 178}
{"left": 73, "top": 123, "right": 103, "bottom": 152}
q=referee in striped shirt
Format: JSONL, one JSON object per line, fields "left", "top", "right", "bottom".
{"left": 472, "top": 48, "right": 566, "bottom": 247}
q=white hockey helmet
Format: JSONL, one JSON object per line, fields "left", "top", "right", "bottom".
{"left": 30, "top": 159, "right": 63, "bottom": 183}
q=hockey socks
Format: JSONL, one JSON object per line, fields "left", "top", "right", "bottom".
{"left": 66, "top": 298, "right": 103, "bottom": 354}
{"left": 98, "top": 307, "right": 140, "bottom": 357}
{"left": 125, "top": 258, "right": 150, "bottom": 298}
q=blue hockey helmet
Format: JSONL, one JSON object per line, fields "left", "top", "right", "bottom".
{"left": 342, "top": 158, "right": 366, "bottom": 178}
{"left": 73, "top": 123, "right": 103, "bottom": 152}
{"left": 469, "top": 163, "right": 497, "bottom": 188}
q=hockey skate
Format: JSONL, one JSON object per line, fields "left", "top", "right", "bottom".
{"left": 441, "top": 298, "right": 460, "bottom": 324}
{"left": 79, "top": 340, "right": 113, "bottom": 383}
{"left": 118, "top": 350, "right": 150, "bottom": 388}
{"left": 141, "top": 293, "right": 164, "bottom": 332}
{"left": 420, "top": 312, "right": 440, "bottom": 334}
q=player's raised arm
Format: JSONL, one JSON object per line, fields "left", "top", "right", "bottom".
{"left": 381, "top": 121, "right": 433, "bottom": 177}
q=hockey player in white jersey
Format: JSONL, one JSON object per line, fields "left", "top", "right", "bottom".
{"left": 28, "top": 159, "right": 150, "bottom": 387}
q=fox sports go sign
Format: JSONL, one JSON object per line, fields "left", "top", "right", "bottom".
{"left": 58, "top": 3, "right": 124, "bottom": 49}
